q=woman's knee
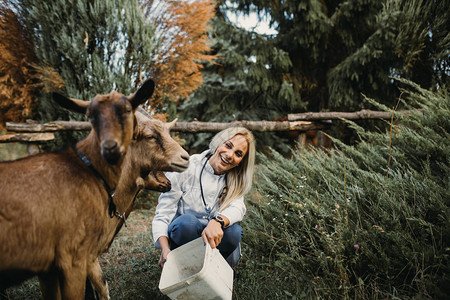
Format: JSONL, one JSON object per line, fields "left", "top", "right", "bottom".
{"left": 168, "top": 214, "right": 203, "bottom": 246}
{"left": 222, "top": 224, "right": 243, "bottom": 246}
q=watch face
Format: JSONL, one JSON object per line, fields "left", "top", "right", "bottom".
{"left": 215, "top": 216, "right": 224, "bottom": 227}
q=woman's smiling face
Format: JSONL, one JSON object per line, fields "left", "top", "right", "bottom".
{"left": 208, "top": 134, "right": 249, "bottom": 175}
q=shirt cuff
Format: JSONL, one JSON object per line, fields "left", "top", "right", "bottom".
{"left": 152, "top": 224, "right": 169, "bottom": 248}
{"left": 219, "top": 206, "right": 245, "bottom": 227}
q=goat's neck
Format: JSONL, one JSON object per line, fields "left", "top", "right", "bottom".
{"left": 112, "top": 145, "right": 142, "bottom": 213}
{"left": 76, "top": 132, "right": 123, "bottom": 190}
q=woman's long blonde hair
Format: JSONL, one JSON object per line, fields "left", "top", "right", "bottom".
{"left": 208, "top": 127, "right": 256, "bottom": 211}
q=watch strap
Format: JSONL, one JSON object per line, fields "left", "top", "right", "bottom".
{"left": 213, "top": 215, "right": 225, "bottom": 228}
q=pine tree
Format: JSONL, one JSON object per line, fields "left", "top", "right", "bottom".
{"left": 177, "top": 0, "right": 449, "bottom": 149}
{"left": 177, "top": 7, "right": 294, "bottom": 151}
{"left": 15, "top": 0, "right": 155, "bottom": 99}
{"left": 225, "top": 0, "right": 448, "bottom": 111}
{"left": 4, "top": 0, "right": 216, "bottom": 127}
{"left": 1, "top": 0, "right": 155, "bottom": 147}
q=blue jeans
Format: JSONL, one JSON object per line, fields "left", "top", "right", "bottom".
{"left": 168, "top": 214, "right": 242, "bottom": 258}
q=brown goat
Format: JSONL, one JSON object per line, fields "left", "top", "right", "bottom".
{"left": 0, "top": 79, "right": 155, "bottom": 299}
{"left": 84, "top": 111, "right": 189, "bottom": 299}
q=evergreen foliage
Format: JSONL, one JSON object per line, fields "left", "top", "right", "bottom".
{"left": 238, "top": 81, "right": 449, "bottom": 299}
{"left": 2, "top": 0, "right": 156, "bottom": 147}
{"left": 12, "top": 0, "right": 155, "bottom": 130}
{"left": 16, "top": 0, "right": 154, "bottom": 100}
{"left": 177, "top": 12, "right": 293, "bottom": 151}
{"left": 177, "top": 0, "right": 449, "bottom": 150}
{"left": 2, "top": 0, "right": 215, "bottom": 146}
{"left": 227, "top": 0, "right": 448, "bottom": 110}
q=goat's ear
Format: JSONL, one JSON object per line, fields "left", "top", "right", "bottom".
{"left": 52, "top": 92, "right": 89, "bottom": 114}
{"left": 129, "top": 79, "right": 155, "bottom": 109}
{"left": 167, "top": 118, "right": 178, "bottom": 130}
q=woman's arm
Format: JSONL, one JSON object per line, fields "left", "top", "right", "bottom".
{"left": 157, "top": 236, "right": 171, "bottom": 268}
{"left": 201, "top": 215, "right": 230, "bottom": 249}
{"left": 152, "top": 172, "right": 184, "bottom": 248}
{"left": 218, "top": 196, "right": 246, "bottom": 226}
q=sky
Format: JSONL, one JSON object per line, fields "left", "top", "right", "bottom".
{"left": 226, "top": 11, "right": 278, "bottom": 35}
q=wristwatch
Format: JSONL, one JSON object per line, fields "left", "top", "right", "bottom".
{"left": 213, "top": 215, "right": 225, "bottom": 228}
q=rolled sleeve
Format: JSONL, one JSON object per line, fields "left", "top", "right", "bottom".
{"left": 219, "top": 196, "right": 246, "bottom": 226}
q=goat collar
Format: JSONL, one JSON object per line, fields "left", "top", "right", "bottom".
{"left": 75, "top": 147, "right": 123, "bottom": 221}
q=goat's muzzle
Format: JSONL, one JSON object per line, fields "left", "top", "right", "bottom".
{"left": 170, "top": 152, "right": 190, "bottom": 172}
{"left": 160, "top": 181, "right": 172, "bottom": 192}
{"left": 101, "top": 140, "right": 121, "bottom": 165}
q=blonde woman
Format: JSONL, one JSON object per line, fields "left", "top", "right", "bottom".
{"left": 152, "top": 127, "right": 255, "bottom": 268}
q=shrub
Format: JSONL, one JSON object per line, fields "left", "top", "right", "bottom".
{"left": 236, "top": 81, "right": 449, "bottom": 299}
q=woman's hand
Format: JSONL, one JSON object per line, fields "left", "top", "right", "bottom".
{"left": 157, "top": 236, "right": 171, "bottom": 268}
{"left": 158, "top": 248, "right": 171, "bottom": 268}
{"left": 202, "top": 219, "right": 223, "bottom": 249}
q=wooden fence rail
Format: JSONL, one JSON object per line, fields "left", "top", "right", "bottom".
{"left": 5, "top": 120, "right": 327, "bottom": 133}
{"left": 2, "top": 120, "right": 327, "bottom": 142}
{"left": 288, "top": 109, "right": 414, "bottom": 121}
{"left": 0, "top": 133, "right": 55, "bottom": 143}
{"left": 2, "top": 108, "right": 414, "bottom": 143}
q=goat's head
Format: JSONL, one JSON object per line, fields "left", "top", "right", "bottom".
{"left": 136, "top": 171, "right": 171, "bottom": 193}
{"left": 133, "top": 111, "right": 190, "bottom": 174}
{"left": 52, "top": 80, "right": 155, "bottom": 165}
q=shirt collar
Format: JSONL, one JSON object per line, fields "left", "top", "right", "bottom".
{"left": 201, "top": 150, "right": 226, "bottom": 178}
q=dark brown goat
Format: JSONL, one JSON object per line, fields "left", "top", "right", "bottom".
{"left": 85, "top": 112, "right": 189, "bottom": 299}
{"left": 141, "top": 170, "right": 171, "bottom": 192}
{"left": 0, "top": 79, "right": 155, "bottom": 299}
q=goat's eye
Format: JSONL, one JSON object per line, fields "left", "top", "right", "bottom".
{"left": 88, "top": 107, "right": 99, "bottom": 121}
{"left": 121, "top": 97, "right": 131, "bottom": 113}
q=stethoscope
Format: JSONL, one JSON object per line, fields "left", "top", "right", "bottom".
{"left": 199, "top": 154, "right": 228, "bottom": 218}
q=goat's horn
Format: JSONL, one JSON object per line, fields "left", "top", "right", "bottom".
{"left": 167, "top": 118, "right": 178, "bottom": 129}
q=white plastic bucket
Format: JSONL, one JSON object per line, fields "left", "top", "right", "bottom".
{"left": 158, "top": 237, "right": 234, "bottom": 300}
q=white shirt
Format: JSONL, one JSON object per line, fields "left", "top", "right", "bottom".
{"left": 152, "top": 150, "right": 247, "bottom": 247}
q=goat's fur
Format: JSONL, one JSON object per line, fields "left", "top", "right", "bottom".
{"left": 0, "top": 79, "right": 155, "bottom": 299}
